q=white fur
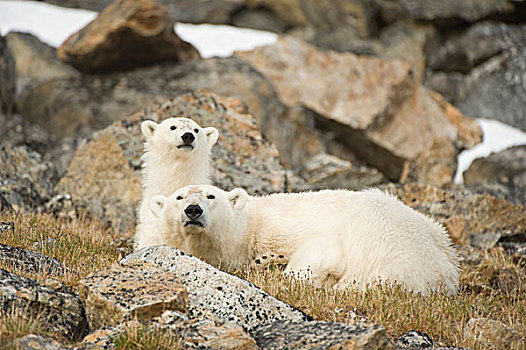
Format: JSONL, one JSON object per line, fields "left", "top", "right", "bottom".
{"left": 151, "top": 185, "right": 460, "bottom": 295}
{"left": 134, "top": 117, "right": 219, "bottom": 249}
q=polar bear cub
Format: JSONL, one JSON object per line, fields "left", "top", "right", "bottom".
{"left": 135, "top": 117, "right": 219, "bottom": 249}
{"left": 149, "top": 185, "right": 460, "bottom": 295}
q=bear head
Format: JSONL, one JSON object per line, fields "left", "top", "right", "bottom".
{"left": 141, "top": 117, "right": 219, "bottom": 158}
{"left": 150, "top": 185, "right": 249, "bottom": 240}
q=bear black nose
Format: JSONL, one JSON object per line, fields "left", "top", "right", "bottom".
{"left": 184, "top": 204, "right": 203, "bottom": 220}
{"left": 181, "top": 132, "right": 195, "bottom": 144}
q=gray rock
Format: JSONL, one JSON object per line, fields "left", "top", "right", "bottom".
{"left": 250, "top": 320, "right": 392, "bottom": 350}
{"left": 0, "top": 268, "right": 89, "bottom": 341}
{"left": 463, "top": 145, "right": 526, "bottom": 206}
{"left": 0, "top": 144, "right": 59, "bottom": 212}
{"left": 78, "top": 260, "right": 189, "bottom": 330}
{"left": 426, "top": 22, "right": 526, "bottom": 132}
{"left": 0, "top": 243, "right": 66, "bottom": 277}
{"left": 121, "top": 246, "right": 311, "bottom": 331}
{"left": 0, "top": 221, "right": 14, "bottom": 235}
{"left": 375, "top": 0, "right": 514, "bottom": 23}
{"left": 395, "top": 330, "right": 434, "bottom": 348}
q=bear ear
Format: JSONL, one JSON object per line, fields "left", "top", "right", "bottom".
{"left": 149, "top": 195, "right": 167, "bottom": 218}
{"left": 141, "top": 120, "right": 158, "bottom": 139}
{"left": 204, "top": 127, "right": 219, "bottom": 146}
{"left": 228, "top": 188, "right": 249, "bottom": 210}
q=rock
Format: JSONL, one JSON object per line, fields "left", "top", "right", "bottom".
{"left": 0, "top": 34, "right": 16, "bottom": 116}
{"left": 443, "top": 214, "right": 470, "bottom": 245}
{"left": 375, "top": 0, "right": 514, "bottom": 23}
{"left": 121, "top": 246, "right": 311, "bottom": 330}
{"left": 463, "top": 145, "right": 526, "bottom": 206}
{"left": 0, "top": 221, "right": 15, "bottom": 235}
{"left": 56, "top": 91, "right": 287, "bottom": 233}
{"left": 295, "top": 153, "right": 387, "bottom": 191}
{"left": 0, "top": 243, "right": 66, "bottom": 277}
{"left": 251, "top": 320, "right": 392, "bottom": 350}
{"left": 395, "top": 330, "right": 434, "bottom": 348}
{"left": 425, "top": 22, "right": 526, "bottom": 132}
{"left": 0, "top": 144, "right": 59, "bottom": 212}
{"left": 57, "top": 0, "right": 200, "bottom": 73}
{"left": 12, "top": 334, "right": 68, "bottom": 350}
{"left": 55, "top": 132, "right": 142, "bottom": 233}
{"left": 0, "top": 268, "right": 89, "bottom": 341}
{"left": 236, "top": 36, "right": 481, "bottom": 184}
{"left": 462, "top": 318, "right": 523, "bottom": 350}
{"left": 379, "top": 183, "right": 526, "bottom": 246}
{"left": 78, "top": 260, "right": 188, "bottom": 330}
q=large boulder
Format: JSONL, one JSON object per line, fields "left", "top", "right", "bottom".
{"left": 55, "top": 91, "right": 287, "bottom": 233}
{"left": 0, "top": 268, "right": 89, "bottom": 341}
{"left": 0, "top": 34, "right": 16, "bottom": 116}
{"left": 56, "top": 0, "right": 200, "bottom": 73}
{"left": 236, "top": 36, "right": 482, "bottom": 185}
{"left": 425, "top": 22, "right": 526, "bottom": 132}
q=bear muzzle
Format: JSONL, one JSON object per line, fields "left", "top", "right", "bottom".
{"left": 182, "top": 204, "right": 207, "bottom": 228}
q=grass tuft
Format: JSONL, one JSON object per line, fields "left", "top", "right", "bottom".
{"left": 113, "top": 323, "right": 182, "bottom": 350}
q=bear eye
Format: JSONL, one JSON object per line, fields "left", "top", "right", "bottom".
{"left": 170, "top": 125, "right": 177, "bottom": 130}
{"left": 176, "top": 196, "right": 183, "bottom": 200}
{"left": 194, "top": 128, "right": 199, "bottom": 133}
{"left": 207, "top": 195, "right": 215, "bottom": 200}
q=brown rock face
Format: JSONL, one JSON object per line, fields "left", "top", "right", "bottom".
{"left": 237, "top": 36, "right": 482, "bottom": 184}
{"left": 78, "top": 260, "right": 188, "bottom": 330}
{"left": 57, "top": 0, "right": 200, "bottom": 73}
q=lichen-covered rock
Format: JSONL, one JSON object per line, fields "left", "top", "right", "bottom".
{"left": 236, "top": 36, "right": 481, "bottom": 184}
{"left": 57, "top": 0, "right": 200, "bottom": 73}
{"left": 250, "top": 320, "right": 392, "bottom": 350}
{"left": 0, "top": 145, "right": 59, "bottom": 212}
{"left": 379, "top": 183, "right": 526, "bottom": 245}
{"left": 0, "top": 243, "right": 66, "bottom": 277}
{"left": 0, "top": 269, "right": 89, "bottom": 341}
{"left": 56, "top": 91, "right": 287, "bottom": 233}
{"left": 12, "top": 334, "right": 68, "bottom": 350}
{"left": 77, "top": 260, "right": 188, "bottom": 330}
{"left": 121, "top": 246, "right": 311, "bottom": 331}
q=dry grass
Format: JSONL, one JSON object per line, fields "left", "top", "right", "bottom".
{"left": 113, "top": 323, "right": 183, "bottom": 350}
{"left": 0, "top": 210, "right": 121, "bottom": 290}
{"left": 236, "top": 248, "right": 526, "bottom": 349}
{"left": 0, "top": 307, "right": 49, "bottom": 348}
{"left": 1, "top": 209, "right": 524, "bottom": 349}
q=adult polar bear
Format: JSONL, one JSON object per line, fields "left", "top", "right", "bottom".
{"left": 135, "top": 117, "right": 219, "bottom": 249}
{"left": 150, "top": 185, "right": 460, "bottom": 295}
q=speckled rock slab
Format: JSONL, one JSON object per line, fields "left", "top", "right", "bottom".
{"left": 250, "top": 320, "right": 393, "bottom": 350}
{"left": 121, "top": 246, "right": 311, "bottom": 331}
{"left": 0, "top": 268, "right": 89, "bottom": 341}
{"left": 0, "top": 242, "right": 65, "bottom": 277}
{"left": 77, "top": 260, "right": 188, "bottom": 330}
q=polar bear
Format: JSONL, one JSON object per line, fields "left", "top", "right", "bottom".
{"left": 134, "top": 117, "right": 219, "bottom": 249}
{"left": 149, "top": 185, "right": 460, "bottom": 295}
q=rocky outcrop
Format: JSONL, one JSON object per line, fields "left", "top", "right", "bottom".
{"left": 236, "top": 36, "right": 482, "bottom": 185}
{"left": 462, "top": 318, "right": 523, "bottom": 350}
{"left": 0, "top": 268, "right": 89, "bottom": 341}
{"left": 55, "top": 91, "right": 287, "bottom": 233}
{"left": 57, "top": 0, "right": 200, "bottom": 73}
{"left": 463, "top": 145, "right": 526, "bottom": 206}
{"left": 78, "top": 260, "right": 188, "bottom": 330}
{"left": 121, "top": 246, "right": 311, "bottom": 329}
{"left": 425, "top": 22, "right": 526, "bottom": 132}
